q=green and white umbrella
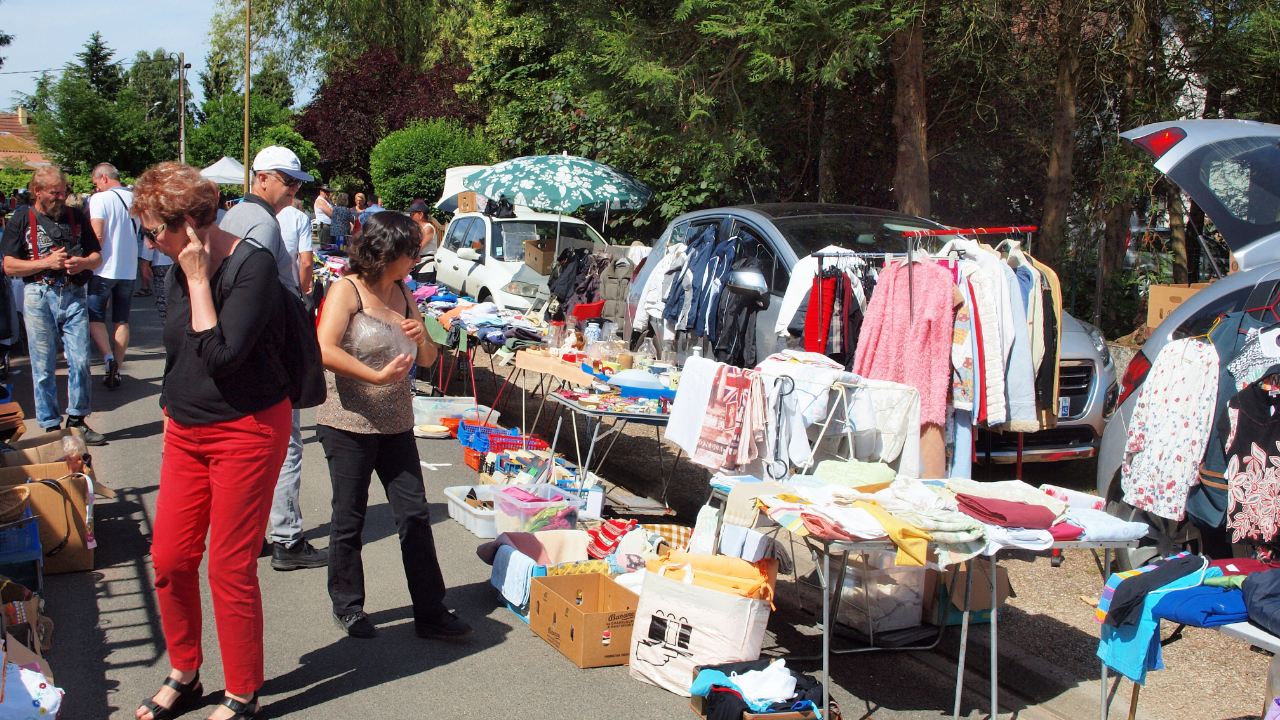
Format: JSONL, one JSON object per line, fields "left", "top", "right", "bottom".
{"left": 460, "top": 154, "right": 652, "bottom": 214}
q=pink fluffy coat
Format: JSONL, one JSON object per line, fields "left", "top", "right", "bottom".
{"left": 852, "top": 261, "right": 956, "bottom": 426}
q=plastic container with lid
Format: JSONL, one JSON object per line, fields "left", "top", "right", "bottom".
{"left": 493, "top": 484, "right": 584, "bottom": 534}
{"left": 835, "top": 551, "right": 925, "bottom": 634}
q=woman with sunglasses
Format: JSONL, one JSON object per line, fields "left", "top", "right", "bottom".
{"left": 131, "top": 161, "right": 293, "bottom": 720}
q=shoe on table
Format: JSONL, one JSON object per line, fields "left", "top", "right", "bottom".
{"left": 416, "top": 610, "right": 473, "bottom": 639}
{"left": 271, "top": 539, "right": 328, "bottom": 571}
{"left": 334, "top": 611, "right": 377, "bottom": 639}
{"left": 64, "top": 415, "right": 105, "bottom": 446}
{"left": 104, "top": 358, "right": 120, "bottom": 389}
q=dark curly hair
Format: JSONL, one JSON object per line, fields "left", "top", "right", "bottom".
{"left": 347, "top": 211, "right": 419, "bottom": 281}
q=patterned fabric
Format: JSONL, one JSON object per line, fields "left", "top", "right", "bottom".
{"left": 461, "top": 155, "right": 653, "bottom": 213}
{"left": 1223, "top": 383, "right": 1280, "bottom": 542}
{"left": 640, "top": 524, "right": 693, "bottom": 552}
{"left": 1094, "top": 551, "right": 1191, "bottom": 623}
{"left": 1121, "top": 338, "right": 1219, "bottom": 521}
{"left": 951, "top": 278, "right": 975, "bottom": 411}
{"left": 545, "top": 560, "right": 613, "bottom": 576}
{"left": 1228, "top": 329, "right": 1274, "bottom": 391}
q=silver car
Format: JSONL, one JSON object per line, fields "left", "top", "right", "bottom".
{"left": 625, "top": 204, "right": 1117, "bottom": 465}
{"left": 1097, "top": 119, "right": 1280, "bottom": 569}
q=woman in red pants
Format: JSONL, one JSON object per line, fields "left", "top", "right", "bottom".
{"left": 131, "top": 162, "right": 292, "bottom": 720}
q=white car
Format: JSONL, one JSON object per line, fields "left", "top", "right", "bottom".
{"left": 435, "top": 209, "right": 609, "bottom": 311}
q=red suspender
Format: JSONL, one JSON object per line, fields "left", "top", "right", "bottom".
{"left": 25, "top": 208, "right": 79, "bottom": 281}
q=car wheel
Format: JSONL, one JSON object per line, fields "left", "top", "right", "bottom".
{"left": 478, "top": 289, "right": 492, "bottom": 304}
{"left": 1104, "top": 496, "right": 1203, "bottom": 572}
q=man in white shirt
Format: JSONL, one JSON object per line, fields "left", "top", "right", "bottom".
{"left": 87, "top": 163, "right": 138, "bottom": 389}
{"left": 277, "top": 198, "right": 314, "bottom": 295}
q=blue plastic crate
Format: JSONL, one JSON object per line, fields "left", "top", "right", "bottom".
{"left": 0, "top": 509, "right": 42, "bottom": 567}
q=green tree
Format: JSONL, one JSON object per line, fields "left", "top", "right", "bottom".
{"left": 369, "top": 119, "right": 495, "bottom": 209}
{"left": 71, "top": 31, "right": 124, "bottom": 101}
{"left": 252, "top": 124, "right": 319, "bottom": 180}
{"left": 252, "top": 56, "right": 295, "bottom": 109}
{"left": 199, "top": 47, "right": 238, "bottom": 103}
{"left": 186, "top": 91, "right": 291, "bottom": 168}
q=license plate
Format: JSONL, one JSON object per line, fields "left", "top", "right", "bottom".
{"left": 1058, "top": 397, "right": 1071, "bottom": 418}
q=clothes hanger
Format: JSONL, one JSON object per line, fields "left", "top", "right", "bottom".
{"left": 1189, "top": 313, "right": 1225, "bottom": 342}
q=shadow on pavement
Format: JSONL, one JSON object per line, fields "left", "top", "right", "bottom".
{"left": 259, "top": 580, "right": 510, "bottom": 716}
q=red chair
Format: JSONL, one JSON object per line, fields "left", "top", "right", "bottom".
{"left": 572, "top": 300, "right": 605, "bottom": 320}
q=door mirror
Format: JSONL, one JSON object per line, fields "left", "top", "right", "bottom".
{"left": 727, "top": 267, "right": 768, "bottom": 297}
{"left": 457, "top": 247, "right": 481, "bottom": 262}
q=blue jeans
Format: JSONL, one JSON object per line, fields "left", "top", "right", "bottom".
{"left": 24, "top": 283, "right": 92, "bottom": 429}
{"left": 268, "top": 410, "right": 305, "bottom": 545}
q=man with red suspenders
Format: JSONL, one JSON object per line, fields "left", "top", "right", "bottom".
{"left": 0, "top": 167, "right": 104, "bottom": 444}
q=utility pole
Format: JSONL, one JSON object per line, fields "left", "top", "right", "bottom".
{"left": 178, "top": 51, "right": 188, "bottom": 164}
{"left": 243, "top": 0, "right": 251, "bottom": 193}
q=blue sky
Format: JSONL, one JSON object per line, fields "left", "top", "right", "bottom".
{"left": 0, "top": 0, "right": 216, "bottom": 109}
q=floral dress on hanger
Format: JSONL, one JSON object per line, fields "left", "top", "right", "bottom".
{"left": 1120, "top": 337, "right": 1220, "bottom": 520}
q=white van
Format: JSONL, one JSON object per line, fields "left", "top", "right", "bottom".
{"left": 435, "top": 208, "right": 609, "bottom": 311}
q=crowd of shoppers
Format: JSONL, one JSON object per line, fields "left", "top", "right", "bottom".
{"left": 0, "top": 151, "right": 467, "bottom": 720}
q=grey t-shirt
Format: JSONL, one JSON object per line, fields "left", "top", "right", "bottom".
{"left": 218, "top": 193, "right": 299, "bottom": 293}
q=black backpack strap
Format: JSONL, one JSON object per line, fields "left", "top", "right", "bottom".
{"left": 218, "top": 241, "right": 266, "bottom": 306}
{"left": 109, "top": 188, "right": 139, "bottom": 237}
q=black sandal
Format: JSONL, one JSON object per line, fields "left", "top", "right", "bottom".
{"left": 211, "top": 693, "right": 260, "bottom": 720}
{"left": 138, "top": 671, "right": 203, "bottom": 720}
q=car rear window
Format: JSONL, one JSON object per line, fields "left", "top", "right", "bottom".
{"left": 770, "top": 215, "right": 950, "bottom": 257}
{"left": 1166, "top": 135, "right": 1280, "bottom": 251}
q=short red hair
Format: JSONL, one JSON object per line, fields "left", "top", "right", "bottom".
{"left": 131, "top": 162, "right": 219, "bottom": 229}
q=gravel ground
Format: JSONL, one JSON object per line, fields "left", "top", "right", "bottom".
{"left": 453, "top": 346, "right": 1272, "bottom": 720}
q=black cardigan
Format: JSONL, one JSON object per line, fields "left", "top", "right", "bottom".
{"left": 161, "top": 241, "right": 289, "bottom": 424}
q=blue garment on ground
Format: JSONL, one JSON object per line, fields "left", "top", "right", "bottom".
{"left": 689, "top": 669, "right": 773, "bottom": 712}
{"left": 1152, "top": 586, "right": 1247, "bottom": 627}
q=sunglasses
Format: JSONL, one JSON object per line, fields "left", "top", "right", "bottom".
{"left": 272, "top": 172, "right": 302, "bottom": 188}
{"left": 142, "top": 222, "right": 166, "bottom": 243}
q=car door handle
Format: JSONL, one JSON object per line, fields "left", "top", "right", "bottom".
{"left": 452, "top": 265, "right": 459, "bottom": 270}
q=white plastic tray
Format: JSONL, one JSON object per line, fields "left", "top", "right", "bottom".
{"left": 443, "top": 485, "right": 498, "bottom": 539}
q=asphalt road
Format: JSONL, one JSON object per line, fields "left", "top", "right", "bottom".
{"left": 27, "top": 296, "right": 1091, "bottom": 720}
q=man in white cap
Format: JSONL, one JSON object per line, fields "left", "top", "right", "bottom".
{"left": 220, "top": 145, "right": 328, "bottom": 571}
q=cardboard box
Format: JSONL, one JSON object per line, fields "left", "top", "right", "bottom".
{"left": 1147, "top": 282, "right": 1212, "bottom": 328}
{"left": 2, "top": 429, "right": 83, "bottom": 467}
{"left": 523, "top": 239, "right": 555, "bottom": 276}
{"left": 5, "top": 631, "right": 53, "bottom": 684}
{"left": 528, "top": 574, "right": 639, "bottom": 668}
{"left": 922, "top": 562, "right": 1014, "bottom": 627}
{"left": 457, "top": 191, "right": 478, "bottom": 214}
{"left": 0, "top": 462, "right": 112, "bottom": 575}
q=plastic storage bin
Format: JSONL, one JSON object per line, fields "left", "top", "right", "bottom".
{"left": 836, "top": 551, "right": 924, "bottom": 634}
{"left": 443, "top": 485, "right": 498, "bottom": 538}
{"left": 493, "top": 484, "right": 583, "bottom": 534}
{"left": 0, "top": 510, "right": 42, "bottom": 566}
{"left": 412, "top": 396, "right": 500, "bottom": 427}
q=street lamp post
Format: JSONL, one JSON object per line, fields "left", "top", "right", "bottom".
{"left": 144, "top": 101, "right": 162, "bottom": 121}
{"left": 178, "top": 52, "right": 190, "bottom": 164}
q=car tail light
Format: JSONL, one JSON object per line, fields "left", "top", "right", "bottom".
{"left": 1131, "top": 127, "right": 1186, "bottom": 159}
{"left": 631, "top": 255, "right": 648, "bottom": 283}
{"left": 1116, "top": 351, "right": 1152, "bottom": 407}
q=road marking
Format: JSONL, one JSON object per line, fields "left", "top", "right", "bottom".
{"left": 420, "top": 462, "right": 452, "bottom": 471}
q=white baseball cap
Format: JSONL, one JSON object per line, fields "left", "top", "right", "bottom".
{"left": 251, "top": 145, "right": 314, "bottom": 182}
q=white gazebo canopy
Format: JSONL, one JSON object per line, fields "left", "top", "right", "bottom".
{"left": 435, "top": 165, "right": 489, "bottom": 213}
{"left": 200, "top": 156, "right": 247, "bottom": 185}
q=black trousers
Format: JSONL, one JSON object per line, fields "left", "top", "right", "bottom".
{"left": 318, "top": 426, "right": 447, "bottom": 620}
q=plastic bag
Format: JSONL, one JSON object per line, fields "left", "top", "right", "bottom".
{"left": 341, "top": 308, "right": 417, "bottom": 386}
{"left": 62, "top": 434, "right": 87, "bottom": 474}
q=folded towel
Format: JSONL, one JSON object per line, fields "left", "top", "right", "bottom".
{"left": 491, "top": 545, "right": 537, "bottom": 607}
{"left": 719, "top": 523, "right": 748, "bottom": 558}
{"left": 1050, "top": 523, "right": 1084, "bottom": 541}
{"left": 956, "top": 493, "right": 1056, "bottom": 529}
{"left": 1063, "top": 508, "right": 1149, "bottom": 542}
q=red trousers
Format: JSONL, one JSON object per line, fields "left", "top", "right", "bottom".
{"left": 152, "top": 399, "right": 291, "bottom": 695}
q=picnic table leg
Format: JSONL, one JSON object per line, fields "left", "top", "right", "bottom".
{"left": 544, "top": 410, "right": 566, "bottom": 483}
